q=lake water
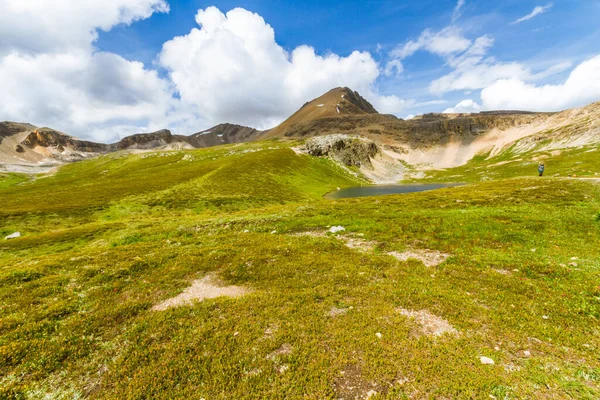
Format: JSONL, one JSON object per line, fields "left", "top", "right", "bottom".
{"left": 325, "top": 183, "right": 463, "bottom": 200}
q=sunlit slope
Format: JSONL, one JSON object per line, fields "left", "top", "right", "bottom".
{"left": 1, "top": 177, "right": 600, "bottom": 398}
{"left": 414, "top": 140, "right": 600, "bottom": 183}
{"left": 0, "top": 143, "right": 362, "bottom": 218}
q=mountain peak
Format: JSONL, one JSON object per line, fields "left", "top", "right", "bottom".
{"left": 300, "top": 87, "right": 378, "bottom": 116}
{"left": 264, "top": 87, "right": 378, "bottom": 138}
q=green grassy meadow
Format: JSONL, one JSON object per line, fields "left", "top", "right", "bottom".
{"left": 1, "top": 142, "right": 599, "bottom": 399}
{"left": 417, "top": 144, "right": 600, "bottom": 183}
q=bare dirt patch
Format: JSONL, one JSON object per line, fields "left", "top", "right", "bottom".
{"left": 388, "top": 249, "right": 450, "bottom": 267}
{"left": 262, "top": 324, "right": 279, "bottom": 340}
{"left": 267, "top": 344, "right": 293, "bottom": 361}
{"left": 327, "top": 306, "right": 351, "bottom": 317}
{"left": 152, "top": 273, "right": 250, "bottom": 311}
{"left": 397, "top": 309, "right": 458, "bottom": 337}
{"left": 292, "top": 232, "right": 451, "bottom": 268}
{"left": 267, "top": 344, "right": 293, "bottom": 374}
{"left": 341, "top": 237, "right": 377, "bottom": 252}
{"left": 291, "top": 231, "right": 327, "bottom": 238}
{"left": 334, "top": 364, "right": 386, "bottom": 400}
{"left": 492, "top": 268, "right": 511, "bottom": 275}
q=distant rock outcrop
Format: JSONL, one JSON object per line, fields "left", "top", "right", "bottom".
{"left": 0, "top": 122, "right": 37, "bottom": 144}
{"left": 115, "top": 129, "right": 176, "bottom": 150}
{"left": 186, "top": 123, "right": 261, "bottom": 148}
{"left": 21, "top": 128, "right": 111, "bottom": 153}
{"left": 302, "top": 135, "right": 379, "bottom": 168}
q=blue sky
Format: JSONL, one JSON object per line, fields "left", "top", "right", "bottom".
{"left": 1, "top": 0, "right": 600, "bottom": 141}
{"left": 96, "top": 0, "right": 600, "bottom": 113}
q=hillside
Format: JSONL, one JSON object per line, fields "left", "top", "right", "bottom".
{"left": 1, "top": 142, "right": 599, "bottom": 398}
{"left": 2, "top": 88, "right": 600, "bottom": 181}
{"left": 0, "top": 124, "right": 261, "bottom": 172}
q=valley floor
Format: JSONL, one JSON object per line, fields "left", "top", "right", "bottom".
{"left": 1, "top": 143, "right": 599, "bottom": 399}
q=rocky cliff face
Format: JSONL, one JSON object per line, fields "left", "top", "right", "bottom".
{"left": 341, "top": 88, "right": 378, "bottom": 114}
{"left": 115, "top": 129, "right": 176, "bottom": 150}
{"left": 21, "top": 128, "right": 111, "bottom": 152}
{"left": 407, "top": 113, "right": 553, "bottom": 144}
{"left": 187, "top": 123, "right": 261, "bottom": 148}
{"left": 0, "top": 122, "right": 37, "bottom": 144}
{"left": 302, "top": 135, "right": 379, "bottom": 168}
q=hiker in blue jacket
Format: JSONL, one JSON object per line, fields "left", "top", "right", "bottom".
{"left": 538, "top": 162, "right": 545, "bottom": 177}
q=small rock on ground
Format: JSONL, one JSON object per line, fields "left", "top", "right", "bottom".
{"left": 480, "top": 356, "right": 495, "bottom": 365}
{"left": 5, "top": 232, "right": 21, "bottom": 240}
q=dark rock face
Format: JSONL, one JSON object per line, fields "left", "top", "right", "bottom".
{"left": 21, "top": 128, "right": 111, "bottom": 152}
{"left": 408, "top": 113, "right": 552, "bottom": 144}
{"left": 186, "top": 123, "right": 261, "bottom": 148}
{"left": 0, "top": 121, "right": 37, "bottom": 144}
{"left": 115, "top": 129, "right": 175, "bottom": 150}
{"left": 113, "top": 125, "right": 260, "bottom": 150}
{"left": 303, "top": 135, "right": 379, "bottom": 168}
{"left": 341, "top": 87, "right": 378, "bottom": 114}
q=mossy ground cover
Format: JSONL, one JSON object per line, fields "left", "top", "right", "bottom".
{"left": 1, "top": 142, "right": 599, "bottom": 399}
{"left": 0, "top": 174, "right": 30, "bottom": 190}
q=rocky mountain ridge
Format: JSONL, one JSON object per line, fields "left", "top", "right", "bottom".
{"left": 1, "top": 87, "right": 599, "bottom": 175}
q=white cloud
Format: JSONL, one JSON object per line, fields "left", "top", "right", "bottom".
{"left": 159, "top": 6, "right": 406, "bottom": 128}
{"left": 512, "top": 4, "right": 553, "bottom": 24}
{"left": 453, "top": 0, "right": 466, "bottom": 22}
{"left": 428, "top": 33, "right": 570, "bottom": 95}
{"left": 0, "top": 0, "right": 169, "bottom": 55}
{"left": 481, "top": 55, "right": 600, "bottom": 111}
{"left": 428, "top": 34, "right": 533, "bottom": 94}
{"left": 0, "top": 51, "right": 174, "bottom": 142}
{"left": 0, "top": 0, "right": 174, "bottom": 142}
{"left": 384, "top": 59, "right": 404, "bottom": 77}
{"left": 392, "top": 27, "right": 471, "bottom": 59}
{"left": 443, "top": 99, "right": 481, "bottom": 113}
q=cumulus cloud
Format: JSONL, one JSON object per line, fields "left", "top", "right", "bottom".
{"left": 159, "top": 7, "right": 405, "bottom": 128}
{"left": 481, "top": 55, "right": 600, "bottom": 111}
{"left": 0, "top": 0, "right": 174, "bottom": 142}
{"left": 443, "top": 99, "right": 481, "bottom": 113}
{"left": 0, "top": 51, "right": 174, "bottom": 142}
{"left": 0, "top": 0, "right": 169, "bottom": 55}
{"left": 392, "top": 27, "right": 472, "bottom": 59}
{"left": 512, "top": 4, "right": 553, "bottom": 24}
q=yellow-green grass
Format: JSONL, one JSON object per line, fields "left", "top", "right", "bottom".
{"left": 416, "top": 144, "right": 600, "bottom": 184}
{"left": 1, "top": 143, "right": 599, "bottom": 399}
{"left": 0, "top": 173, "right": 30, "bottom": 190}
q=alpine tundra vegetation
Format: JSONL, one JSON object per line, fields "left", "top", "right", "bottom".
{"left": 2, "top": 0, "right": 600, "bottom": 399}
